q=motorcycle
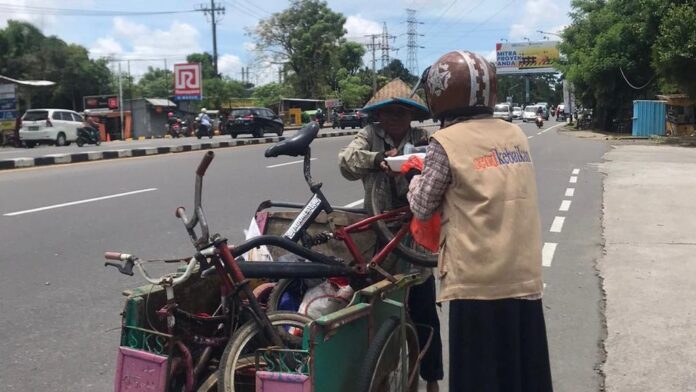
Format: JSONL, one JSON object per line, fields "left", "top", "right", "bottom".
{"left": 168, "top": 122, "right": 184, "bottom": 138}
{"left": 76, "top": 127, "right": 101, "bottom": 147}
{"left": 196, "top": 123, "right": 213, "bottom": 139}
{"left": 535, "top": 115, "right": 544, "bottom": 129}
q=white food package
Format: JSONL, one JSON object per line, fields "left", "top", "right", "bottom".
{"left": 384, "top": 153, "right": 426, "bottom": 172}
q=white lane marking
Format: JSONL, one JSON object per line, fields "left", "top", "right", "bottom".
{"left": 569, "top": 176, "right": 578, "bottom": 183}
{"left": 559, "top": 200, "right": 572, "bottom": 211}
{"left": 542, "top": 242, "right": 558, "bottom": 267}
{"left": 541, "top": 122, "right": 566, "bottom": 133}
{"left": 527, "top": 136, "right": 534, "bottom": 139}
{"left": 550, "top": 216, "right": 566, "bottom": 233}
{"left": 266, "top": 158, "right": 317, "bottom": 168}
{"left": 343, "top": 199, "right": 364, "bottom": 208}
{"left": 537, "top": 131, "right": 543, "bottom": 135}
{"left": 572, "top": 168, "right": 580, "bottom": 175}
{"left": 565, "top": 188, "right": 575, "bottom": 197}
{"left": 3, "top": 188, "right": 158, "bottom": 216}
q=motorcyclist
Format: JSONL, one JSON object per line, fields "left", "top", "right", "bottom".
{"left": 167, "top": 112, "right": 181, "bottom": 137}
{"left": 315, "top": 108, "right": 325, "bottom": 127}
{"left": 81, "top": 112, "right": 100, "bottom": 141}
{"left": 198, "top": 108, "right": 212, "bottom": 137}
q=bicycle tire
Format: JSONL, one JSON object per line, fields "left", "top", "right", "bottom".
{"left": 217, "top": 311, "right": 312, "bottom": 392}
{"left": 266, "top": 278, "right": 309, "bottom": 313}
{"left": 355, "top": 316, "right": 420, "bottom": 392}
{"left": 365, "top": 173, "right": 438, "bottom": 267}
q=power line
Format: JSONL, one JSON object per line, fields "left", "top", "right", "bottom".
{"left": 365, "top": 34, "right": 381, "bottom": 94}
{"left": 198, "top": 1, "right": 226, "bottom": 77}
{"left": 0, "top": 3, "right": 197, "bottom": 16}
{"left": 406, "top": 9, "right": 424, "bottom": 76}
{"left": 238, "top": 0, "right": 272, "bottom": 15}
{"left": 224, "top": 1, "right": 265, "bottom": 19}
{"left": 381, "top": 22, "right": 396, "bottom": 69}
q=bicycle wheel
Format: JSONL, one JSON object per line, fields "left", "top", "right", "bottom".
{"left": 217, "top": 312, "right": 312, "bottom": 392}
{"left": 355, "top": 316, "right": 420, "bottom": 392}
{"left": 266, "top": 278, "right": 310, "bottom": 313}
{"left": 365, "top": 172, "right": 438, "bottom": 267}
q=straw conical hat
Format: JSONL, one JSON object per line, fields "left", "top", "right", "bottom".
{"left": 362, "top": 78, "right": 430, "bottom": 120}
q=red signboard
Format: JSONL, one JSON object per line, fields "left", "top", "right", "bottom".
{"left": 174, "top": 63, "right": 202, "bottom": 101}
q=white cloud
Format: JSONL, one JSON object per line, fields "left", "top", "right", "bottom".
{"left": 344, "top": 14, "right": 382, "bottom": 42}
{"left": 89, "top": 17, "right": 202, "bottom": 79}
{"left": 507, "top": 0, "right": 564, "bottom": 42}
{"left": 243, "top": 42, "right": 257, "bottom": 51}
{"left": 218, "top": 54, "right": 243, "bottom": 79}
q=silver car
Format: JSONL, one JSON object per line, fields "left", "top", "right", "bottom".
{"left": 493, "top": 104, "right": 513, "bottom": 122}
{"left": 512, "top": 106, "right": 523, "bottom": 119}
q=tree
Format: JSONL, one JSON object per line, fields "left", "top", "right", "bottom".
{"left": 0, "top": 20, "right": 113, "bottom": 111}
{"left": 380, "top": 59, "right": 417, "bottom": 86}
{"left": 653, "top": 3, "right": 696, "bottom": 98}
{"left": 253, "top": 0, "right": 347, "bottom": 98}
{"left": 558, "top": 0, "right": 687, "bottom": 130}
{"left": 252, "top": 82, "right": 295, "bottom": 108}
{"left": 203, "top": 77, "right": 247, "bottom": 108}
{"left": 186, "top": 52, "right": 217, "bottom": 79}
{"left": 137, "top": 67, "right": 173, "bottom": 98}
{"left": 496, "top": 74, "right": 563, "bottom": 106}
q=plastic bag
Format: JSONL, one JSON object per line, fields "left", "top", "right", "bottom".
{"left": 410, "top": 213, "right": 441, "bottom": 253}
{"left": 297, "top": 280, "right": 353, "bottom": 319}
{"left": 242, "top": 217, "right": 273, "bottom": 262}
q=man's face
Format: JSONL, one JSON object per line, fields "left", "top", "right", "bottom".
{"left": 376, "top": 106, "right": 413, "bottom": 137}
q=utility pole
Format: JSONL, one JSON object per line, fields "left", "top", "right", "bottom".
{"left": 365, "top": 34, "right": 380, "bottom": 94}
{"left": 198, "top": 1, "right": 226, "bottom": 77}
{"left": 405, "top": 8, "right": 424, "bottom": 76}
{"left": 380, "top": 22, "right": 396, "bottom": 69}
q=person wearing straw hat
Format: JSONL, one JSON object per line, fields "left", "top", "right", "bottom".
{"left": 338, "top": 78, "right": 443, "bottom": 392}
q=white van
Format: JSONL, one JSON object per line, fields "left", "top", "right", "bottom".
{"left": 19, "top": 109, "right": 84, "bottom": 147}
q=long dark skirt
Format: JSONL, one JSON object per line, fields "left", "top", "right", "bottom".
{"left": 449, "top": 298, "right": 553, "bottom": 392}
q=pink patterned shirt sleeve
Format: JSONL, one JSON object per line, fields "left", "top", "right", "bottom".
{"left": 407, "top": 139, "right": 452, "bottom": 220}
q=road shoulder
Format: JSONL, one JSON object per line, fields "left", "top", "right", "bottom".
{"left": 600, "top": 145, "right": 696, "bottom": 391}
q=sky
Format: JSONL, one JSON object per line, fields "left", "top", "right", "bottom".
{"left": 0, "top": 0, "right": 571, "bottom": 85}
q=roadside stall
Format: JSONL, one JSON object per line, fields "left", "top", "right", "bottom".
{"left": 657, "top": 94, "right": 696, "bottom": 137}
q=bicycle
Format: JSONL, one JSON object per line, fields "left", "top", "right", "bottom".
{"left": 106, "top": 122, "right": 435, "bottom": 391}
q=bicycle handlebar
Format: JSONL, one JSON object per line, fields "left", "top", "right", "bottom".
{"left": 104, "top": 248, "right": 216, "bottom": 286}
{"left": 196, "top": 151, "right": 214, "bottom": 176}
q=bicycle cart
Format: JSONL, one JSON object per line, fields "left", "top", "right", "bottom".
{"left": 106, "top": 123, "right": 436, "bottom": 391}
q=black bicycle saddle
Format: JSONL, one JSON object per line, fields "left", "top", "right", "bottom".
{"left": 264, "top": 122, "right": 320, "bottom": 158}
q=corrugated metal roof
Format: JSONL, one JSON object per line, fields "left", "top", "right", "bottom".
{"left": 145, "top": 98, "right": 176, "bottom": 107}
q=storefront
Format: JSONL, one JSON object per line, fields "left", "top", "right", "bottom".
{"left": 127, "top": 98, "right": 177, "bottom": 139}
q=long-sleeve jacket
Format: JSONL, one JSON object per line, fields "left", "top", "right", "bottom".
{"left": 338, "top": 123, "right": 428, "bottom": 194}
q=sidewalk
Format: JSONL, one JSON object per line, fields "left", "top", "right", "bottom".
{"left": 0, "top": 129, "right": 359, "bottom": 170}
{"left": 600, "top": 145, "right": 696, "bottom": 391}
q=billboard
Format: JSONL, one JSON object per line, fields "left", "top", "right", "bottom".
{"left": 0, "top": 84, "right": 17, "bottom": 131}
{"left": 84, "top": 94, "right": 119, "bottom": 110}
{"left": 174, "top": 63, "right": 202, "bottom": 101}
{"left": 495, "top": 41, "right": 560, "bottom": 75}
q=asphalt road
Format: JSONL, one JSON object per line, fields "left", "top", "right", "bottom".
{"left": 0, "top": 118, "right": 609, "bottom": 391}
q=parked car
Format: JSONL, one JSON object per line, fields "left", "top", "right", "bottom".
{"left": 493, "top": 103, "right": 513, "bottom": 122}
{"left": 19, "top": 109, "right": 83, "bottom": 147}
{"left": 512, "top": 106, "right": 523, "bottom": 119}
{"left": 522, "top": 105, "right": 540, "bottom": 122}
{"left": 225, "top": 107, "right": 284, "bottom": 138}
{"left": 338, "top": 109, "right": 366, "bottom": 129}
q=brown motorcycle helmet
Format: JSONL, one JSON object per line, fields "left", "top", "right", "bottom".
{"left": 422, "top": 50, "right": 497, "bottom": 120}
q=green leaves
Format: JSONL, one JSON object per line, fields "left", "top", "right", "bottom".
{"left": 559, "top": 0, "right": 695, "bottom": 130}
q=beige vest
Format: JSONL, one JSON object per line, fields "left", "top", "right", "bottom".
{"left": 431, "top": 118, "right": 543, "bottom": 301}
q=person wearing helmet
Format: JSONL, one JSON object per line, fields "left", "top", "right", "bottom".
{"left": 407, "top": 51, "right": 552, "bottom": 391}
{"left": 198, "top": 108, "right": 212, "bottom": 138}
{"left": 338, "top": 79, "right": 443, "bottom": 392}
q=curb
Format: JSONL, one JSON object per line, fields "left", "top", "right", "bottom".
{"left": 0, "top": 130, "right": 359, "bottom": 171}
